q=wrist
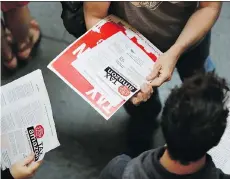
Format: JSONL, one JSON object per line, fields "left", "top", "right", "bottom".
{"left": 165, "top": 45, "right": 183, "bottom": 64}
{"left": 169, "top": 43, "right": 185, "bottom": 59}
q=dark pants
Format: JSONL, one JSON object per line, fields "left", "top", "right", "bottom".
{"left": 124, "top": 32, "right": 211, "bottom": 157}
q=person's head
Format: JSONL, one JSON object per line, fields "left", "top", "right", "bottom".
{"left": 161, "top": 72, "right": 229, "bottom": 165}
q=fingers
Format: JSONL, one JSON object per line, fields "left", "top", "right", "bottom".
{"left": 23, "top": 160, "right": 43, "bottom": 179}
{"left": 130, "top": 84, "right": 154, "bottom": 105}
{"left": 130, "top": 98, "right": 138, "bottom": 105}
{"left": 130, "top": 92, "right": 138, "bottom": 104}
{"left": 21, "top": 153, "right": 35, "bottom": 166}
{"left": 28, "top": 160, "right": 42, "bottom": 173}
{"left": 130, "top": 92, "right": 143, "bottom": 106}
{"left": 146, "top": 63, "right": 161, "bottom": 81}
{"left": 141, "top": 84, "right": 153, "bottom": 101}
{"left": 150, "top": 73, "right": 170, "bottom": 87}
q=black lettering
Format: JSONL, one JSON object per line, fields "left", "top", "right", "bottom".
{"left": 29, "top": 129, "right": 34, "bottom": 135}
{"left": 110, "top": 76, "right": 118, "bottom": 85}
{"left": 118, "top": 77, "right": 124, "bottom": 84}
{"left": 129, "top": 86, "right": 135, "bottom": 91}
{"left": 122, "top": 81, "right": 130, "bottom": 88}
{"left": 105, "top": 67, "right": 118, "bottom": 85}
{"left": 112, "top": 72, "right": 117, "bottom": 77}
{"left": 38, "top": 142, "right": 43, "bottom": 153}
{"left": 27, "top": 127, "right": 43, "bottom": 162}
{"left": 104, "top": 67, "right": 138, "bottom": 92}
{"left": 107, "top": 68, "right": 113, "bottom": 74}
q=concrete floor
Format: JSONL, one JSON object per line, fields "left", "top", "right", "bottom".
{"left": 1, "top": 2, "right": 230, "bottom": 179}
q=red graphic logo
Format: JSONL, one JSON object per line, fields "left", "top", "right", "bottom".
{"left": 34, "top": 125, "right": 44, "bottom": 138}
{"left": 118, "top": 86, "right": 130, "bottom": 97}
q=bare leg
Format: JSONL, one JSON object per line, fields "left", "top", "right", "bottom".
{"left": 1, "top": 23, "right": 17, "bottom": 69}
{"left": 3, "top": 5, "right": 40, "bottom": 60}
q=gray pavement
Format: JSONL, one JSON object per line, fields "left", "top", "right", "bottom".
{"left": 1, "top": 2, "right": 230, "bottom": 179}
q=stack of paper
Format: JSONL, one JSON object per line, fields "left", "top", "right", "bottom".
{"left": 72, "top": 31, "right": 156, "bottom": 107}
{"left": 1, "top": 70, "right": 60, "bottom": 170}
{"left": 48, "top": 15, "right": 162, "bottom": 120}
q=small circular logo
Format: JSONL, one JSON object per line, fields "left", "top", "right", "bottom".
{"left": 34, "top": 125, "right": 44, "bottom": 138}
{"left": 118, "top": 86, "right": 130, "bottom": 97}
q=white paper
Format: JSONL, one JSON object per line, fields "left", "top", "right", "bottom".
{"left": 208, "top": 94, "right": 230, "bottom": 174}
{"left": 223, "top": 160, "right": 230, "bottom": 173}
{"left": 1, "top": 70, "right": 60, "bottom": 169}
{"left": 73, "top": 53, "right": 123, "bottom": 107}
{"left": 72, "top": 32, "right": 155, "bottom": 104}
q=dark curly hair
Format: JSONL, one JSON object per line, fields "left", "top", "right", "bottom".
{"left": 161, "top": 72, "right": 229, "bottom": 165}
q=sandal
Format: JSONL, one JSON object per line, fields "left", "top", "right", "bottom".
{"left": 1, "top": 20, "right": 18, "bottom": 70}
{"left": 2, "top": 54, "right": 18, "bottom": 70}
{"left": 5, "top": 28, "right": 14, "bottom": 45}
{"left": 17, "top": 19, "right": 42, "bottom": 61}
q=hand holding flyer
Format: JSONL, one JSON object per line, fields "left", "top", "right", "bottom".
{"left": 9, "top": 153, "right": 42, "bottom": 179}
{"left": 72, "top": 31, "right": 155, "bottom": 103}
{"left": 48, "top": 15, "right": 162, "bottom": 120}
{"left": 1, "top": 70, "right": 60, "bottom": 170}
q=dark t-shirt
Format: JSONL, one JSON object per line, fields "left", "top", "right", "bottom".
{"left": 109, "top": 1, "right": 198, "bottom": 52}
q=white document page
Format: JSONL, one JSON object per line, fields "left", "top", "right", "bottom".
{"left": 1, "top": 70, "right": 60, "bottom": 169}
{"left": 73, "top": 54, "right": 123, "bottom": 107}
{"left": 208, "top": 95, "right": 230, "bottom": 174}
{"left": 72, "top": 32, "right": 155, "bottom": 103}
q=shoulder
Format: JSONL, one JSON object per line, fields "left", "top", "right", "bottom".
{"left": 211, "top": 167, "right": 230, "bottom": 179}
{"left": 218, "top": 170, "right": 230, "bottom": 179}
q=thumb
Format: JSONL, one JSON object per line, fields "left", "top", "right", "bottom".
{"left": 146, "top": 63, "right": 161, "bottom": 81}
{"left": 21, "top": 153, "right": 35, "bottom": 166}
{"left": 150, "top": 73, "right": 169, "bottom": 87}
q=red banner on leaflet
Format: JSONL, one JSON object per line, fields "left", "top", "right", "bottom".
{"left": 48, "top": 15, "right": 162, "bottom": 120}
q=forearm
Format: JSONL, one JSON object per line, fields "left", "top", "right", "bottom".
{"left": 83, "top": 2, "right": 110, "bottom": 30}
{"left": 170, "top": 2, "right": 222, "bottom": 57}
{"left": 84, "top": 12, "right": 103, "bottom": 30}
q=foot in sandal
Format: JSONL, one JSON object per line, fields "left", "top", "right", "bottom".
{"left": 1, "top": 27, "right": 18, "bottom": 70}
{"left": 1, "top": 46, "right": 18, "bottom": 70}
{"left": 2, "top": 55, "right": 18, "bottom": 70}
{"left": 17, "top": 19, "right": 41, "bottom": 61}
{"left": 5, "top": 28, "right": 14, "bottom": 44}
